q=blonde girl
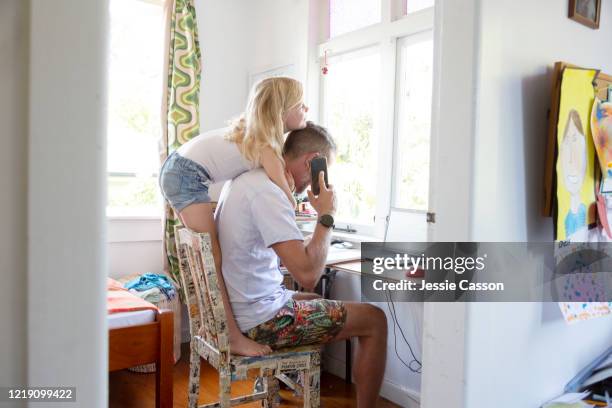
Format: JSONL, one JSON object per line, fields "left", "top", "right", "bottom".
{"left": 159, "top": 77, "right": 308, "bottom": 356}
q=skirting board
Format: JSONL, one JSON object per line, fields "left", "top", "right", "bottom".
{"left": 323, "top": 352, "right": 421, "bottom": 408}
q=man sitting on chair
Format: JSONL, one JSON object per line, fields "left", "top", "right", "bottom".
{"left": 215, "top": 122, "right": 388, "bottom": 408}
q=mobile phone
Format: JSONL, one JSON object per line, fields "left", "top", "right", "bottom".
{"left": 310, "top": 156, "right": 328, "bottom": 195}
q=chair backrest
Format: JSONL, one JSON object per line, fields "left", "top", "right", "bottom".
{"left": 174, "top": 226, "right": 230, "bottom": 355}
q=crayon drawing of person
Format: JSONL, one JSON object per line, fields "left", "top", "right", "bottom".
{"left": 560, "top": 109, "right": 588, "bottom": 240}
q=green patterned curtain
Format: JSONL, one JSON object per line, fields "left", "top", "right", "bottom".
{"left": 160, "top": 0, "right": 201, "bottom": 288}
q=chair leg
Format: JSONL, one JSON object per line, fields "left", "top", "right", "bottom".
{"left": 188, "top": 342, "right": 201, "bottom": 408}
{"left": 219, "top": 367, "right": 231, "bottom": 408}
{"left": 263, "top": 369, "right": 280, "bottom": 408}
{"left": 303, "top": 353, "right": 321, "bottom": 408}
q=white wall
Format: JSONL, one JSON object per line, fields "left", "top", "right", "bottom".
{"left": 28, "top": 1, "right": 108, "bottom": 406}
{"left": 107, "top": 218, "right": 164, "bottom": 278}
{"left": 0, "top": 1, "right": 28, "bottom": 404}
{"left": 196, "top": 0, "right": 311, "bottom": 132}
{"left": 196, "top": 0, "right": 251, "bottom": 131}
{"left": 244, "top": 0, "right": 310, "bottom": 85}
{"left": 466, "top": 1, "right": 612, "bottom": 407}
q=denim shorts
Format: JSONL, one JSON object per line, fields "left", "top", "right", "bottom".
{"left": 159, "top": 152, "right": 212, "bottom": 212}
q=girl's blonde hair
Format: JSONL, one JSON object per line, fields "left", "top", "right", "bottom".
{"left": 226, "top": 77, "right": 304, "bottom": 165}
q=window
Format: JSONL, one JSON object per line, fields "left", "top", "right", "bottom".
{"left": 323, "top": 48, "right": 381, "bottom": 226}
{"left": 106, "top": 0, "right": 164, "bottom": 216}
{"left": 319, "top": 0, "right": 435, "bottom": 236}
{"left": 405, "top": 0, "right": 435, "bottom": 14}
{"left": 393, "top": 35, "right": 433, "bottom": 210}
{"left": 329, "top": 0, "right": 381, "bottom": 37}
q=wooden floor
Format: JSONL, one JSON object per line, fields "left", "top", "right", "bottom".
{"left": 109, "top": 343, "right": 401, "bottom": 407}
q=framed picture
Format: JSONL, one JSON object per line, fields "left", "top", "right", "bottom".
{"left": 569, "top": 0, "right": 601, "bottom": 29}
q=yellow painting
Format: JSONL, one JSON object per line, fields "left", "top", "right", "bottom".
{"left": 555, "top": 68, "right": 598, "bottom": 241}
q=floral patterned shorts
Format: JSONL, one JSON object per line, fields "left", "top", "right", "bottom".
{"left": 245, "top": 298, "right": 347, "bottom": 349}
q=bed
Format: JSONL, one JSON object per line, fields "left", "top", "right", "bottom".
{"left": 107, "top": 278, "right": 174, "bottom": 408}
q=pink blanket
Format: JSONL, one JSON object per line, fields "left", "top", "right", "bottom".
{"left": 107, "top": 278, "right": 158, "bottom": 314}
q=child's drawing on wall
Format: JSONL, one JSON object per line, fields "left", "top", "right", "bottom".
{"left": 554, "top": 69, "right": 611, "bottom": 324}
{"left": 555, "top": 68, "right": 598, "bottom": 241}
{"left": 560, "top": 109, "right": 588, "bottom": 240}
{"left": 591, "top": 98, "right": 612, "bottom": 188}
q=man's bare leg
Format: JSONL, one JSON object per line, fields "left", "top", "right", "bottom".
{"left": 292, "top": 292, "right": 320, "bottom": 301}
{"left": 331, "top": 302, "right": 387, "bottom": 408}
{"left": 179, "top": 203, "right": 272, "bottom": 356}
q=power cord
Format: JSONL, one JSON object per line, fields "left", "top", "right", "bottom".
{"left": 382, "top": 208, "right": 422, "bottom": 373}
{"left": 385, "top": 289, "right": 422, "bottom": 374}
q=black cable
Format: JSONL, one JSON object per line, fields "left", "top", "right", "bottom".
{"left": 387, "top": 294, "right": 422, "bottom": 374}
{"left": 388, "top": 299, "right": 415, "bottom": 372}
{"left": 385, "top": 289, "right": 422, "bottom": 373}
{"left": 387, "top": 290, "right": 423, "bottom": 372}
{"left": 388, "top": 291, "right": 422, "bottom": 367}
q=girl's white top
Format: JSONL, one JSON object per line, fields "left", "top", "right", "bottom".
{"left": 177, "top": 127, "right": 253, "bottom": 183}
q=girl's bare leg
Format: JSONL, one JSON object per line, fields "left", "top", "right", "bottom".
{"left": 179, "top": 203, "right": 272, "bottom": 356}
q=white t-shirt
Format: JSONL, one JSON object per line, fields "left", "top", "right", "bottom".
{"left": 177, "top": 128, "right": 253, "bottom": 183}
{"left": 215, "top": 169, "right": 303, "bottom": 331}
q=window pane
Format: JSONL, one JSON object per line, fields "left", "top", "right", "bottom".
{"left": 406, "top": 0, "right": 435, "bottom": 14}
{"left": 330, "top": 0, "right": 381, "bottom": 38}
{"left": 323, "top": 49, "right": 380, "bottom": 225}
{"left": 107, "top": 0, "right": 164, "bottom": 214}
{"left": 394, "top": 37, "right": 433, "bottom": 210}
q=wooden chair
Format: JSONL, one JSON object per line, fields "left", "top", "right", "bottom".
{"left": 174, "top": 226, "right": 322, "bottom": 408}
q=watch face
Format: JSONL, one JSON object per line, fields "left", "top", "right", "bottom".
{"left": 320, "top": 214, "right": 334, "bottom": 227}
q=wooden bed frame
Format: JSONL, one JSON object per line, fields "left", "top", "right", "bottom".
{"left": 109, "top": 309, "right": 174, "bottom": 408}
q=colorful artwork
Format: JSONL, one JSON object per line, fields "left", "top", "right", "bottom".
{"left": 591, "top": 97, "right": 612, "bottom": 187}
{"left": 555, "top": 68, "right": 598, "bottom": 241}
{"left": 559, "top": 302, "right": 611, "bottom": 324}
{"left": 555, "top": 235, "right": 611, "bottom": 325}
{"left": 562, "top": 268, "right": 606, "bottom": 303}
{"left": 590, "top": 97, "right": 612, "bottom": 237}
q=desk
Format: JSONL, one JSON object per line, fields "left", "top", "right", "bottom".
{"left": 330, "top": 259, "right": 421, "bottom": 283}
{"left": 327, "top": 260, "right": 361, "bottom": 275}
{"left": 326, "top": 247, "right": 361, "bottom": 264}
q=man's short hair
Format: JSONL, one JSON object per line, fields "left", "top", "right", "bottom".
{"left": 283, "top": 121, "right": 336, "bottom": 160}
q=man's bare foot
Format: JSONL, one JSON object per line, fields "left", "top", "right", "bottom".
{"left": 230, "top": 334, "right": 272, "bottom": 356}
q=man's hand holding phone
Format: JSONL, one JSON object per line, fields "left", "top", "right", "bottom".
{"left": 307, "top": 171, "right": 337, "bottom": 216}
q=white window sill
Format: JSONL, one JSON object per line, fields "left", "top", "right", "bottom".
{"left": 298, "top": 223, "right": 381, "bottom": 243}
{"left": 107, "top": 214, "right": 163, "bottom": 222}
{"left": 106, "top": 207, "right": 163, "bottom": 222}
{"left": 331, "top": 230, "right": 381, "bottom": 243}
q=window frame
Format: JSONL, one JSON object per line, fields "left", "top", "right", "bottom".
{"left": 390, "top": 29, "right": 434, "bottom": 213}
{"left": 106, "top": 0, "right": 165, "bottom": 219}
{"left": 317, "top": 0, "right": 435, "bottom": 238}
{"left": 319, "top": 45, "right": 383, "bottom": 237}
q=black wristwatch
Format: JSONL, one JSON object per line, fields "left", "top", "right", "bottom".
{"left": 318, "top": 214, "right": 335, "bottom": 229}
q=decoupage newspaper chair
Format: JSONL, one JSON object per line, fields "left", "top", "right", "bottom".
{"left": 175, "top": 227, "right": 322, "bottom": 408}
